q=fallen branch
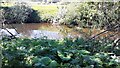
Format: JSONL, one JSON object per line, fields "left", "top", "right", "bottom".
{"left": 4, "top": 28, "right": 16, "bottom": 38}
{"left": 6, "top": 22, "right": 19, "bottom": 34}
{"left": 87, "top": 24, "right": 119, "bottom": 41}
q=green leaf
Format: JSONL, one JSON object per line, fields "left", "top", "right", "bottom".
{"left": 49, "top": 60, "right": 58, "bottom": 68}
{"left": 79, "top": 50, "right": 90, "bottom": 55}
{"left": 32, "top": 57, "right": 41, "bottom": 64}
{"left": 93, "top": 58, "right": 103, "bottom": 65}
{"left": 57, "top": 51, "right": 72, "bottom": 61}
{"left": 39, "top": 57, "right": 52, "bottom": 65}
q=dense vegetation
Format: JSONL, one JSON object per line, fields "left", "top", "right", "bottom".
{"left": 57, "top": 2, "right": 119, "bottom": 29}
{"left": 0, "top": 2, "right": 58, "bottom": 23}
{"left": 0, "top": 2, "right": 119, "bottom": 29}
{"left": 0, "top": 1, "right": 119, "bottom": 68}
{"left": 0, "top": 3, "right": 41, "bottom": 23}
{"left": 0, "top": 37, "right": 120, "bottom": 68}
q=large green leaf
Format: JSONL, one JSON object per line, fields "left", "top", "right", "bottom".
{"left": 57, "top": 51, "right": 72, "bottom": 61}
{"left": 48, "top": 60, "right": 59, "bottom": 68}
{"left": 39, "top": 57, "right": 52, "bottom": 66}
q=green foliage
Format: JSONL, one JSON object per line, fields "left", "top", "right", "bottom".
{"left": 2, "top": 2, "right": 33, "bottom": 23}
{"left": 59, "top": 2, "right": 119, "bottom": 29}
{"left": 0, "top": 2, "right": 58, "bottom": 23}
{"left": 39, "top": 57, "right": 52, "bottom": 66}
{"left": 49, "top": 60, "right": 58, "bottom": 68}
{"left": 25, "top": 10, "right": 41, "bottom": 23}
{"left": 0, "top": 37, "right": 119, "bottom": 68}
{"left": 1, "top": 2, "right": 119, "bottom": 28}
{"left": 57, "top": 51, "right": 72, "bottom": 61}
{"left": 0, "top": 46, "right": 2, "bottom": 68}
{"left": 0, "top": 2, "right": 42, "bottom": 23}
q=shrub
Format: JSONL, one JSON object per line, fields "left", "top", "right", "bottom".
{"left": 58, "top": 2, "right": 119, "bottom": 29}
{"left": 0, "top": 2, "right": 44, "bottom": 23}
{"left": 25, "top": 10, "right": 41, "bottom": 23}
{"left": 0, "top": 2, "right": 33, "bottom": 24}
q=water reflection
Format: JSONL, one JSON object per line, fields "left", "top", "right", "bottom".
{"left": 29, "top": 30, "right": 63, "bottom": 39}
{"left": 1, "top": 23, "right": 119, "bottom": 40}
{"left": 3, "top": 23, "right": 81, "bottom": 39}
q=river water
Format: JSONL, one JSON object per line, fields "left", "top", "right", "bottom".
{"left": 1, "top": 23, "right": 120, "bottom": 40}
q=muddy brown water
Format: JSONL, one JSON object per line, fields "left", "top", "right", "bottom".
{"left": 3, "top": 23, "right": 120, "bottom": 40}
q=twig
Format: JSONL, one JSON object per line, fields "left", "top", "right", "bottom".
{"left": 6, "top": 22, "right": 19, "bottom": 34}
{"left": 113, "top": 38, "right": 120, "bottom": 48}
{"left": 87, "top": 24, "right": 119, "bottom": 41}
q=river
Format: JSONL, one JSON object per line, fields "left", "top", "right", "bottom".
{"left": 1, "top": 23, "right": 120, "bottom": 40}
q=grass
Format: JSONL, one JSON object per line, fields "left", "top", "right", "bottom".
{"left": 31, "top": 4, "right": 58, "bottom": 17}
{"left": 0, "top": 3, "right": 13, "bottom": 7}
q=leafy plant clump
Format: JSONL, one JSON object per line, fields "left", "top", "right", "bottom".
{"left": 0, "top": 37, "right": 120, "bottom": 68}
{"left": 0, "top": 2, "right": 41, "bottom": 24}
{"left": 58, "top": 2, "right": 119, "bottom": 29}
